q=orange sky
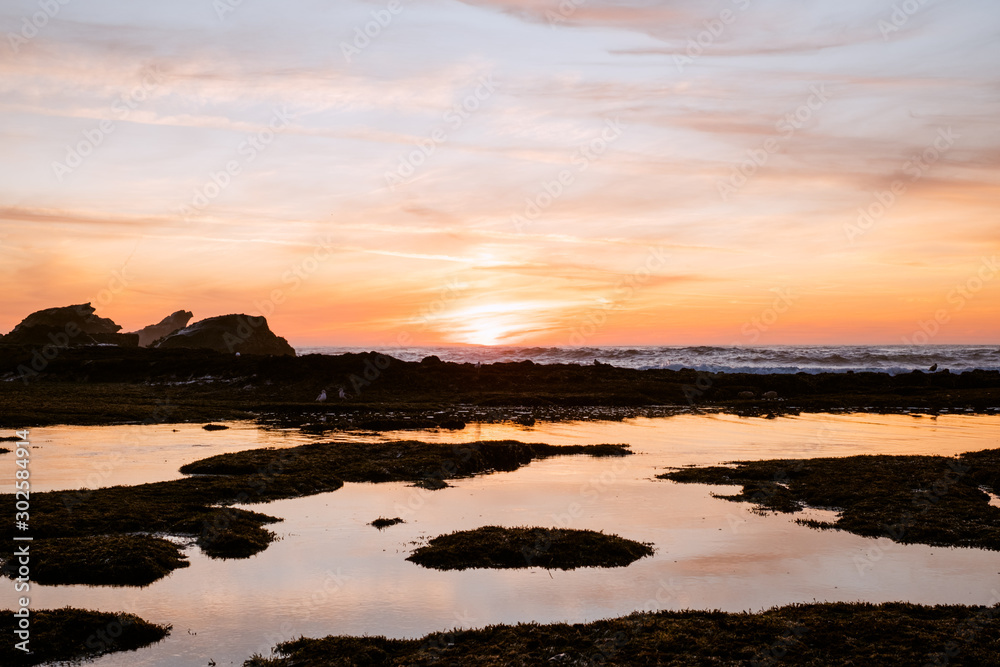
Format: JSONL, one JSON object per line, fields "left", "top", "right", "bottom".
{"left": 1, "top": 0, "right": 998, "bottom": 346}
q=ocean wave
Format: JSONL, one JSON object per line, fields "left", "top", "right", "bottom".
{"left": 294, "top": 345, "right": 1000, "bottom": 375}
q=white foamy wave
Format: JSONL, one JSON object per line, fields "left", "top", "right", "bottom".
{"left": 294, "top": 345, "right": 1000, "bottom": 375}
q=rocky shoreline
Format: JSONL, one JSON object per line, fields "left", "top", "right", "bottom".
{"left": 3, "top": 303, "right": 997, "bottom": 428}
{"left": 2, "top": 344, "right": 998, "bottom": 428}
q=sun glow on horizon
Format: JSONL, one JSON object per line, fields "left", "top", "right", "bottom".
{"left": 430, "top": 301, "right": 564, "bottom": 346}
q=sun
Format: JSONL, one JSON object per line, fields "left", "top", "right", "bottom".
{"left": 463, "top": 322, "right": 508, "bottom": 346}
{"left": 434, "top": 301, "right": 555, "bottom": 346}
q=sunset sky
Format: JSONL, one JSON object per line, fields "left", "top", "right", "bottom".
{"left": 1, "top": 0, "right": 998, "bottom": 347}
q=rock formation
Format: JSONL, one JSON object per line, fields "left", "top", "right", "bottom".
{"left": 129, "top": 310, "right": 194, "bottom": 347}
{"left": 10, "top": 303, "right": 121, "bottom": 334}
{"left": 153, "top": 314, "right": 295, "bottom": 356}
{"left": 1, "top": 303, "right": 137, "bottom": 347}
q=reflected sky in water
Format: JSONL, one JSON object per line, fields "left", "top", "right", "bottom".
{"left": 7, "top": 413, "right": 1000, "bottom": 666}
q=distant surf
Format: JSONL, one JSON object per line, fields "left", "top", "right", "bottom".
{"left": 294, "top": 345, "right": 1000, "bottom": 376}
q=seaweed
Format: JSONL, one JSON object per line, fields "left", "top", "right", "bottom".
{"left": 243, "top": 602, "right": 1000, "bottom": 666}
{"left": 406, "top": 526, "right": 654, "bottom": 570}
{"left": 659, "top": 448, "right": 1000, "bottom": 550}
{"left": 0, "top": 535, "right": 189, "bottom": 586}
{"left": 0, "top": 608, "right": 170, "bottom": 666}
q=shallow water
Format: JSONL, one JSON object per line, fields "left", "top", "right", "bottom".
{"left": 5, "top": 414, "right": 1000, "bottom": 666}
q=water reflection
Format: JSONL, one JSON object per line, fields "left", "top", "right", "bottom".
{"left": 7, "top": 413, "right": 1000, "bottom": 666}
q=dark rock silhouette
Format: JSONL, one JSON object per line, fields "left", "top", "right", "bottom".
{"left": 91, "top": 333, "right": 139, "bottom": 347}
{"left": 1, "top": 303, "right": 133, "bottom": 347}
{"left": 1, "top": 324, "right": 95, "bottom": 347}
{"left": 10, "top": 303, "right": 121, "bottom": 334}
{"left": 129, "top": 310, "right": 194, "bottom": 347}
{"left": 153, "top": 314, "right": 295, "bottom": 356}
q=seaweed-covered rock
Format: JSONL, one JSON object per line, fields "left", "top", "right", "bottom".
{"left": 153, "top": 314, "right": 295, "bottom": 356}
{"left": 0, "top": 608, "right": 170, "bottom": 666}
{"left": 128, "top": 310, "right": 194, "bottom": 347}
{"left": 407, "top": 526, "right": 654, "bottom": 570}
{"left": 0, "top": 535, "right": 189, "bottom": 586}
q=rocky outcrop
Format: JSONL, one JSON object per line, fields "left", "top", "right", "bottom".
{"left": 10, "top": 303, "right": 121, "bottom": 334}
{"left": 1, "top": 303, "right": 125, "bottom": 347}
{"left": 153, "top": 314, "right": 295, "bottom": 356}
{"left": 129, "top": 310, "right": 194, "bottom": 347}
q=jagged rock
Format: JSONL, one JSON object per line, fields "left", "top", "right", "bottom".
{"left": 7, "top": 303, "right": 121, "bottom": 335}
{"left": 153, "top": 314, "right": 295, "bottom": 356}
{"left": 129, "top": 310, "right": 194, "bottom": 347}
{"left": 13, "top": 303, "right": 121, "bottom": 334}
{"left": 1, "top": 303, "right": 123, "bottom": 347}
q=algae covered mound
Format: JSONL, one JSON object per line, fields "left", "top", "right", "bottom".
{"left": 0, "top": 608, "right": 170, "bottom": 666}
{"left": 243, "top": 602, "right": 1000, "bottom": 666}
{"left": 0, "top": 440, "right": 629, "bottom": 585}
{"left": 658, "top": 448, "right": 1000, "bottom": 550}
{"left": 0, "top": 535, "right": 189, "bottom": 586}
{"left": 407, "top": 526, "right": 654, "bottom": 570}
{"left": 179, "top": 440, "right": 632, "bottom": 486}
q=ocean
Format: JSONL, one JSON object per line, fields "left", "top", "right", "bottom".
{"left": 294, "top": 345, "right": 1000, "bottom": 376}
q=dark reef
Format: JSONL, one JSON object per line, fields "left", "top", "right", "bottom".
{"left": 659, "top": 448, "right": 1000, "bottom": 551}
